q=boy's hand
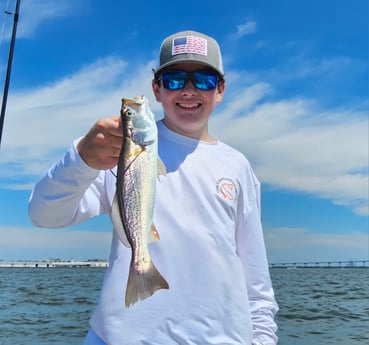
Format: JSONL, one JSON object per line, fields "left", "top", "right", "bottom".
{"left": 77, "top": 116, "right": 123, "bottom": 170}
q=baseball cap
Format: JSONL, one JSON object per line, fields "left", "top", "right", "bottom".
{"left": 154, "top": 30, "right": 224, "bottom": 77}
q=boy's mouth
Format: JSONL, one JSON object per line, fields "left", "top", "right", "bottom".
{"left": 177, "top": 102, "right": 201, "bottom": 109}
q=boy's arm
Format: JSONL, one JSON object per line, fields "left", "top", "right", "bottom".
{"left": 28, "top": 140, "right": 110, "bottom": 228}
{"left": 29, "top": 115, "right": 122, "bottom": 228}
{"left": 236, "top": 181, "right": 279, "bottom": 344}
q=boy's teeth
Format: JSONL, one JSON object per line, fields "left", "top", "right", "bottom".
{"left": 179, "top": 103, "right": 198, "bottom": 108}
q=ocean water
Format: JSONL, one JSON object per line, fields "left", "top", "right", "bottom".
{"left": 0, "top": 267, "right": 368, "bottom": 344}
{"left": 271, "top": 267, "right": 369, "bottom": 345}
{"left": 0, "top": 268, "right": 102, "bottom": 345}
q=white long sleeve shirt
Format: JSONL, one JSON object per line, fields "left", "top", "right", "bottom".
{"left": 29, "top": 120, "right": 278, "bottom": 345}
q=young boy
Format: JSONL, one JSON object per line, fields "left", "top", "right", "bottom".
{"left": 29, "top": 30, "right": 278, "bottom": 345}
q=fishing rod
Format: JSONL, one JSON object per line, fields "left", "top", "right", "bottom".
{"left": 0, "top": 0, "right": 21, "bottom": 148}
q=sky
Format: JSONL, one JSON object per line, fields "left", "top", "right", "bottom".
{"left": 0, "top": 0, "right": 368, "bottom": 263}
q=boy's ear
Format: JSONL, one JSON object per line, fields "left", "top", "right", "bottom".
{"left": 152, "top": 80, "right": 161, "bottom": 102}
{"left": 216, "top": 81, "right": 226, "bottom": 104}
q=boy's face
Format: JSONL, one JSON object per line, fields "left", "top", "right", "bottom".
{"left": 152, "top": 63, "right": 225, "bottom": 141}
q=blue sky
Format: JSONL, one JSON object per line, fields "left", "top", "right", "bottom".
{"left": 0, "top": 0, "right": 368, "bottom": 263}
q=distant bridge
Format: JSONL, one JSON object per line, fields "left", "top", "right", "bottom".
{"left": 0, "top": 259, "right": 108, "bottom": 268}
{"left": 270, "top": 260, "right": 369, "bottom": 268}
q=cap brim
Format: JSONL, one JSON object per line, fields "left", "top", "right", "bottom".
{"left": 154, "top": 59, "right": 224, "bottom": 77}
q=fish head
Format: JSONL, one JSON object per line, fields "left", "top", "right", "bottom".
{"left": 122, "top": 96, "right": 157, "bottom": 146}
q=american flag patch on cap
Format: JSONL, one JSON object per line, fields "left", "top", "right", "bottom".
{"left": 172, "top": 35, "right": 207, "bottom": 56}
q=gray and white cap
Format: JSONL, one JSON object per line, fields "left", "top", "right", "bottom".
{"left": 154, "top": 30, "right": 224, "bottom": 77}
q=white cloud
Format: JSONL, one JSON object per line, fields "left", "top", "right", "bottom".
{"left": 0, "top": 55, "right": 367, "bottom": 218}
{"left": 234, "top": 19, "right": 257, "bottom": 39}
{"left": 227, "top": 19, "right": 257, "bottom": 42}
{"left": 16, "top": 0, "right": 83, "bottom": 39}
{"left": 0, "top": 0, "right": 81, "bottom": 41}
{"left": 0, "top": 56, "right": 157, "bottom": 180}
{"left": 211, "top": 80, "right": 368, "bottom": 216}
{"left": 0, "top": 225, "right": 112, "bottom": 261}
{"left": 3, "top": 224, "right": 366, "bottom": 264}
{"left": 265, "top": 227, "right": 369, "bottom": 263}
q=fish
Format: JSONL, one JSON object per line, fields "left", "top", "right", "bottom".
{"left": 111, "top": 95, "right": 169, "bottom": 308}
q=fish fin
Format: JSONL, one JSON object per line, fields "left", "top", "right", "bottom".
{"left": 129, "top": 146, "right": 145, "bottom": 160}
{"left": 149, "top": 224, "right": 160, "bottom": 242}
{"left": 111, "top": 193, "right": 131, "bottom": 248}
{"left": 157, "top": 156, "right": 167, "bottom": 178}
{"left": 123, "top": 146, "right": 145, "bottom": 175}
{"left": 125, "top": 260, "right": 169, "bottom": 308}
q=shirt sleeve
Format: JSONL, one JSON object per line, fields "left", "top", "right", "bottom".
{"left": 236, "top": 171, "right": 279, "bottom": 345}
{"left": 28, "top": 140, "right": 112, "bottom": 228}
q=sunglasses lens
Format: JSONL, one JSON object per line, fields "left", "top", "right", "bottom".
{"left": 161, "top": 71, "right": 219, "bottom": 90}
{"left": 193, "top": 72, "right": 218, "bottom": 90}
{"left": 162, "top": 71, "right": 187, "bottom": 90}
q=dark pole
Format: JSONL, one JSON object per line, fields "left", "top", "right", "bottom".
{"left": 0, "top": 0, "right": 21, "bottom": 147}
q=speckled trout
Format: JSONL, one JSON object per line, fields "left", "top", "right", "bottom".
{"left": 111, "top": 96, "right": 168, "bottom": 308}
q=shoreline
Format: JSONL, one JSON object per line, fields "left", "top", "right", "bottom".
{"left": 0, "top": 259, "right": 108, "bottom": 268}
{"left": 1, "top": 259, "right": 368, "bottom": 269}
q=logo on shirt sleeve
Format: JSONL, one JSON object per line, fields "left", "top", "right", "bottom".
{"left": 216, "top": 178, "right": 238, "bottom": 202}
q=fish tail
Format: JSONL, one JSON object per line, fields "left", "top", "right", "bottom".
{"left": 125, "top": 260, "right": 169, "bottom": 308}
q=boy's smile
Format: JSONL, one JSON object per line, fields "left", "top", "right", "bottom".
{"left": 152, "top": 63, "right": 225, "bottom": 142}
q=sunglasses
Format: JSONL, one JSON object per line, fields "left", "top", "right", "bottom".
{"left": 158, "top": 70, "right": 220, "bottom": 91}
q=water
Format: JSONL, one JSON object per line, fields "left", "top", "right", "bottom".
{"left": 0, "top": 267, "right": 368, "bottom": 344}
{"left": 0, "top": 268, "right": 102, "bottom": 345}
{"left": 271, "top": 268, "right": 369, "bottom": 345}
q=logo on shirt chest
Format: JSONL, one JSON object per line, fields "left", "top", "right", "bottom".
{"left": 216, "top": 178, "right": 238, "bottom": 202}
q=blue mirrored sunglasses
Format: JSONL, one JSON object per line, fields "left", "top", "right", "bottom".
{"left": 158, "top": 70, "right": 219, "bottom": 91}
